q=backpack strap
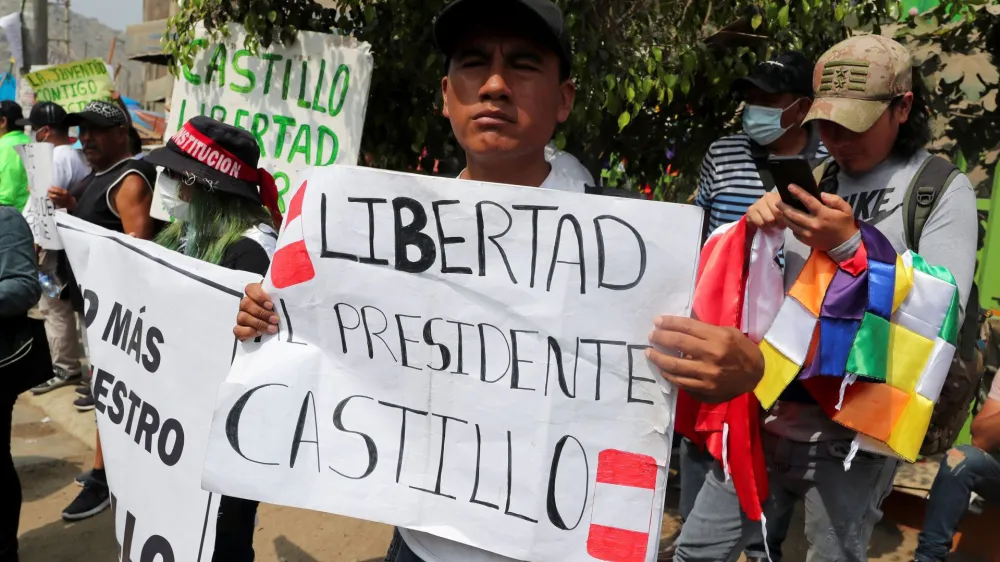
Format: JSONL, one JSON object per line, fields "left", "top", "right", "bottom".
{"left": 749, "top": 140, "right": 776, "bottom": 193}
{"left": 903, "top": 155, "right": 960, "bottom": 253}
{"left": 812, "top": 156, "right": 839, "bottom": 195}
{"left": 958, "top": 282, "right": 982, "bottom": 361}
{"left": 901, "top": 155, "right": 978, "bottom": 359}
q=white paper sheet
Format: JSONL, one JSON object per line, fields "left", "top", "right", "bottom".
{"left": 57, "top": 213, "right": 260, "bottom": 562}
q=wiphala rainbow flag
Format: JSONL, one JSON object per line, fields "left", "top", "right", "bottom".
{"left": 755, "top": 222, "right": 960, "bottom": 461}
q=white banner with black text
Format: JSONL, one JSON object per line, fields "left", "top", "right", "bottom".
{"left": 57, "top": 213, "right": 259, "bottom": 562}
{"left": 202, "top": 166, "right": 704, "bottom": 562}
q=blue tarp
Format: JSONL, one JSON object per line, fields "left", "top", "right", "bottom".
{"left": 0, "top": 73, "right": 15, "bottom": 102}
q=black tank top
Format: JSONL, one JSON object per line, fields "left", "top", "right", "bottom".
{"left": 73, "top": 157, "right": 157, "bottom": 233}
{"left": 62, "top": 157, "right": 159, "bottom": 313}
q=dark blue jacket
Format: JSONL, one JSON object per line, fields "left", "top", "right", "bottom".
{"left": 0, "top": 205, "right": 39, "bottom": 317}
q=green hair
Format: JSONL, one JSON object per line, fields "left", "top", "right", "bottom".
{"left": 155, "top": 186, "right": 272, "bottom": 265}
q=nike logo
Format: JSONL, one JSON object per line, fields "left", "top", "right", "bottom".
{"left": 844, "top": 187, "right": 901, "bottom": 224}
{"left": 866, "top": 203, "right": 902, "bottom": 225}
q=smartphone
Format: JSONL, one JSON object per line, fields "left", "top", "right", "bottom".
{"left": 767, "top": 155, "right": 821, "bottom": 213}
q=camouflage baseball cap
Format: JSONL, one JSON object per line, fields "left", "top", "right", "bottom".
{"left": 802, "top": 34, "right": 913, "bottom": 133}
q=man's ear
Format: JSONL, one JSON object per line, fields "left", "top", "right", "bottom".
{"left": 557, "top": 79, "right": 576, "bottom": 123}
{"left": 895, "top": 91, "right": 914, "bottom": 124}
{"left": 441, "top": 76, "right": 451, "bottom": 119}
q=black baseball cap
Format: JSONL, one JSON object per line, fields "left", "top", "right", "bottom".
{"left": 16, "top": 101, "right": 67, "bottom": 128}
{"left": 732, "top": 51, "right": 814, "bottom": 98}
{"left": 434, "top": 0, "right": 573, "bottom": 77}
{"left": 63, "top": 100, "right": 129, "bottom": 129}
{"left": 0, "top": 101, "right": 24, "bottom": 128}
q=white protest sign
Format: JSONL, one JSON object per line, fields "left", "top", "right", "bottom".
{"left": 150, "top": 24, "right": 373, "bottom": 221}
{"left": 18, "top": 143, "right": 61, "bottom": 249}
{"left": 202, "top": 166, "right": 703, "bottom": 562}
{"left": 18, "top": 65, "right": 50, "bottom": 114}
{"left": 57, "top": 213, "right": 259, "bottom": 562}
{"left": 0, "top": 12, "right": 22, "bottom": 69}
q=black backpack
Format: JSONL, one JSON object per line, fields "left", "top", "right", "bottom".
{"left": 814, "top": 155, "right": 988, "bottom": 456}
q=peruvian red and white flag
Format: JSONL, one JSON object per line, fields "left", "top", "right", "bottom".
{"left": 269, "top": 181, "right": 315, "bottom": 289}
{"left": 586, "top": 449, "right": 660, "bottom": 562}
{"left": 675, "top": 217, "right": 784, "bottom": 527}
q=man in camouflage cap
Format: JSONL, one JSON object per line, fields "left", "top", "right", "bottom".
{"left": 805, "top": 34, "right": 913, "bottom": 135}
{"left": 676, "top": 34, "right": 979, "bottom": 562}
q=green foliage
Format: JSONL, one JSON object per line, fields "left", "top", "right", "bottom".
{"left": 895, "top": 2, "right": 1000, "bottom": 195}
{"left": 165, "top": 0, "right": 898, "bottom": 201}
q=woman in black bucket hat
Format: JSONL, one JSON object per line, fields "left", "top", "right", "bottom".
{"left": 152, "top": 115, "right": 281, "bottom": 561}
{"left": 146, "top": 115, "right": 284, "bottom": 267}
{"left": 153, "top": 115, "right": 282, "bottom": 560}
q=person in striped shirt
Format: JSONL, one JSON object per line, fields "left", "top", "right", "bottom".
{"left": 694, "top": 51, "right": 827, "bottom": 241}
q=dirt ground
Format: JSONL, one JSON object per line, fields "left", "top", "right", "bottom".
{"left": 12, "top": 395, "right": 394, "bottom": 562}
{"left": 10, "top": 390, "right": 987, "bottom": 562}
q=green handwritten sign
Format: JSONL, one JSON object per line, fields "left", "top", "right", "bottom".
{"left": 151, "top": 24, "right": 373, "bottom": 220}
{"left": 24, "top": 58, "right": 114, "bottom": 113}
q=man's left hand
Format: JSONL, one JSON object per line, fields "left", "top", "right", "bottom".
{"left": 647, "top": 316, "right": 764, "bottom": 404}
{"left": 777, "top": 185, "right": 858, "bottom": 252}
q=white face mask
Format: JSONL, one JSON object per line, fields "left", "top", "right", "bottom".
{"left": 156, "top": 172, "right": 191, "bottom": 221}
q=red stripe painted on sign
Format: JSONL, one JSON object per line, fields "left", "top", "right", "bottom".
{"left": 596, "top": 449, "right": 657, "bottom": 489}
{"left": 586, "top": 524, "right": 649, "bottom": 562}
{"left": 269, "top": 182, "right": 314, "bottom": 288}
{"left": 271, "top": 240, "right": 315, "bottom": 289}
{"left": 286, "top": 181, "right": 307, "bottom": 224}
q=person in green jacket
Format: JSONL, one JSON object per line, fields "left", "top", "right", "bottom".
{"left": 0, "top": 101, "right": 30, "bottom": 211}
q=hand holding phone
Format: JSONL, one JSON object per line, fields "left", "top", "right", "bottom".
{"left": 749, "top": 154, "right": 856, "bottom": 250}
{"left": 767, "top": 155, "right": 820, "bottom": 213}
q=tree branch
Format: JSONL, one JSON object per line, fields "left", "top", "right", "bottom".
{"left": 680, "top": 0, "right": 694, "bottom": 24}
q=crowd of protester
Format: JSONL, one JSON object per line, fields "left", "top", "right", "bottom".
{"left": 0, "top": 1, "right": 995, "bottom": 561}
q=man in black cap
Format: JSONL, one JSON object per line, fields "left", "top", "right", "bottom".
{"left": 17, "top": 102, "right": 92, "bottom": 198}
{"left": 21, "top": 102, "right": 93, "bottom": 399}
{"left": 58, "top": 99, "right": 158, "bottom": 522}
{"left": 694, "top": 51, "right": 825, "bottom": 241}
{"left": 389, "top": 6, "right": 575, "bottom": 560}
{"left": 0, "top": 100, "right": 30, "bottom": 211}
{"left": 62, "top": 100, "right": 157, "bottom": 238}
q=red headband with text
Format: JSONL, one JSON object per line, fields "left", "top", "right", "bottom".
{"left": 169, "top": 122, "right": 283, "bottom": 229}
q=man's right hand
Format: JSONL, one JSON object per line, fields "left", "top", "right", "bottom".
{"left": 234, "top": 283, "right": 279, "bottom": 340}
{"left": 48, "top": 187, "right": 76, "bottom": 211}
